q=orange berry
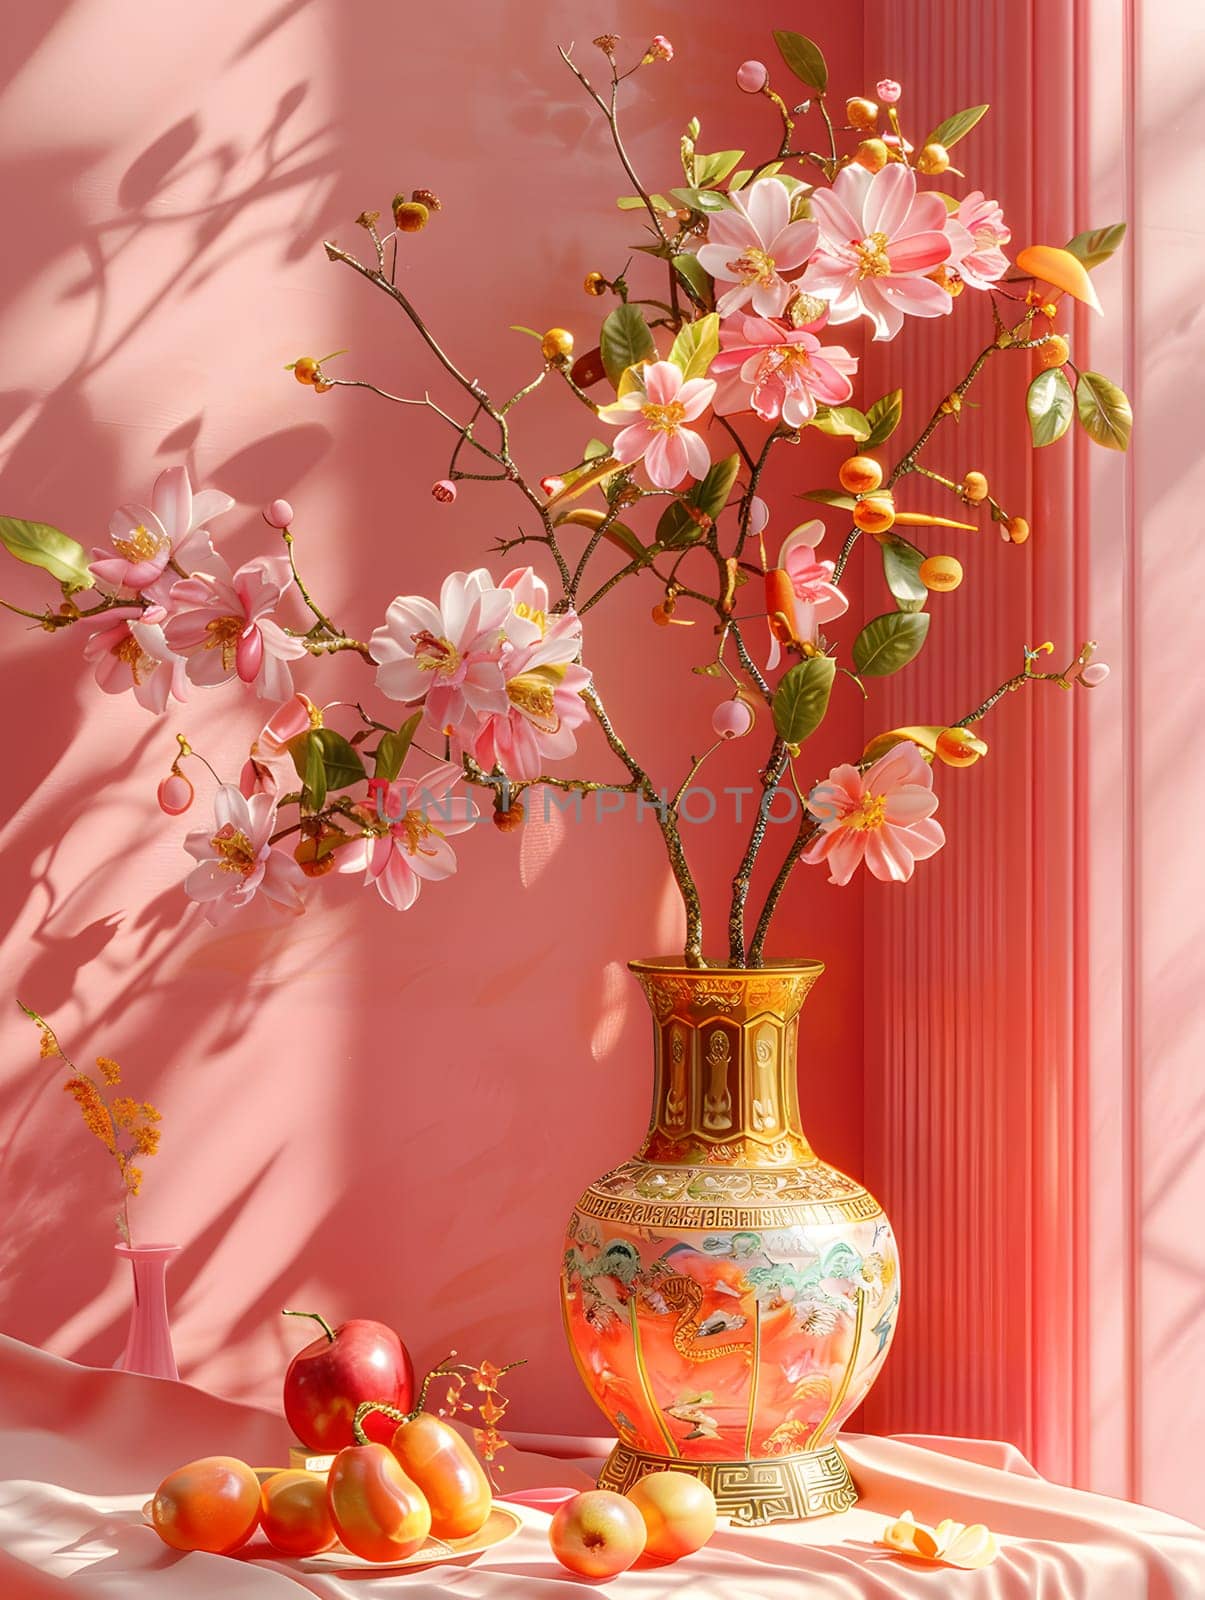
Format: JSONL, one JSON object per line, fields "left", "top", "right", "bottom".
{"left": 583, "top": 271, "right": 607, "bottom": 296}
{"left": 936, "top": 726, "right": 988, "bottom": 767}
{"left": 292, "top": 357, "right": 318, "bottom": 385}
{"left": 838, "top": 455, "right": 883, "bottom": 495}
{"left": 392, "top": 197, "right": 429, "bottom": 232}
{"left": 1006, "top": 516, "right": 1030, "bottom": 545}
{"left": 852, "top": 495, "right": 895, "bottom": 534}
{"left": 493, "top": 801, "right": 525, "bottom": 833}
{"left": 917, "top": 142, "right": 950, "bottom": 175}
{"left": 1039, "top": 334, "right": 1070, "bottom": 369}
{"left": 961, "top": 470, "right": 989, "bottom": 502}
{"left": 920, "top": 554, "right": 963, "bottom": 592}
{"left": 854, "top": 138, "right": 889, "bottom": 173}
{"left": 846, "top": 97, "right": 878, "bottom": 129}
{"left": 540, "top": 327, "right": 574, "bottom": 362}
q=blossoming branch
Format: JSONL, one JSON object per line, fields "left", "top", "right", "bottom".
{"left": 0, "top": 29, "right": 1130, "bottom": 969}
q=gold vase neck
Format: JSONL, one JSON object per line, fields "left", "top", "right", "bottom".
{"left": 630, "top": 961, "right": 823, "bottom": 1168}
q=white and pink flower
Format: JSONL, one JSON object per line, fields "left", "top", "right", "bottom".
{"left": 183, "top": 785, "right": 305, "bottom": 923}
{"left": 164, "top": 554, "right": 306, "bottom": 700}
{"left": 90, "top": 465, "right": 233, "bottom": 592}
{"left": 711, "top": 313, "right": 859, "bottom": 428}
{"left": 948, "top": 191, "right": 1011, "bottom": 290}
{"left": 82, "top": 604, "right": 189, "bottom": 713}
{"left": 370, "top": 569, "right": 511, "bottom": 733}
{"left": 801, "top": 163, "right": 961, "bottom": 340}
{"left": 767, "top": 520, "right": 849, "bottom": 669}
{"left": 695, "top": 178, "right": 819, "bottom": 318}
{"left": 596, "top": 360, "right": 715, "bottom": 489}
{"left": 803, "top": 741, "right": 945, "bottom": 885}
{"left": 339, "top": 761, "right": 478, "bottom": 911}
{"left": 473, "top": 602, "right": 591, "bottom": 781}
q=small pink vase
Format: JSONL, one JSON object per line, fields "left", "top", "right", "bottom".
{"left": 113, "top": 1242, "right": 181, "bottom": 1380}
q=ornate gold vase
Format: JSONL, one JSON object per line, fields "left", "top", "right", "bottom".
{"left": 560, "top": 960, "right": 899, "bottom": 1525}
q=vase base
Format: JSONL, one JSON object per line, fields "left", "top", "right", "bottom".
{"left": 596, "top": 1440, "right": 857, "bottom": 1525}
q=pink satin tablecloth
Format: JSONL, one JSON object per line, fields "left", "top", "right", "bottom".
{"left": 1, "top": 1336, "right": 1203, "bottom": 1597}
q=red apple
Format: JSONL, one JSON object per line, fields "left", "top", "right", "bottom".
{"left": 282, "top": 1309, "right": 413, "bottom": 1450}
{"left": 549, "top": 1489, "right": 647, "bottom": 1578}
{"left": 627, "top": 1470, "right": 717, "bottom": 1561}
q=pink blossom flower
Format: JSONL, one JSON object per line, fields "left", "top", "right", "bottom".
{"left": 339, "top": 762, "right": 478, "bottom": 911}
{"left": 876, "top": 79, "right": 902, "bottom": 104}
{"left": 766, "top": 520, "right": 849, "bottom": 669}
{"left": 468, "top": 569, "right": 592, "bottom": 780}
{"left": 948, "top": 191, "right": 1011, "bottom": 290}
{"left": 696, "top": 178, "right": 819, "bottom": 318}
{"left": 82, "top": 604, "right": 189, "bottom": 713}
{"left": 370, "top": 569, "right": 512, "bottom": 732}
{"left": 164, "top": 555, "right": 306, "bottom": 700}
{"left": 711, "top": 312, "right": 859, "bottom": 428}
{"left": 801, "top": 163, "right": 959, "bottom": 340}
{"left": 90, "top": 465, "right": 234, "bottom": 592}
{"left": 596, "top": 360, "right": 715, "bottom": 489}
{"left": 183, "top": 785, "right": 305, "bottom": 923}
{"left": 803, "top": 742, "right": 945, "bottom": 885}
{"left": 736, "top": 60, "right": 769, "bottom": 94}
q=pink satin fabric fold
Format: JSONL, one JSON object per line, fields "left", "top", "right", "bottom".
{"left": 1, "top": 1337, "right": 1202, "bottom": 1597}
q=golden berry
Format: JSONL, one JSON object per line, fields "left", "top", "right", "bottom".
{"left": 854, "top": 138, "right": 889, "bottom": 173}
{"left": 493, "top": 801, "right": 525, "bottom": 833}
{"left": 920, "top": 554, "right": 963, "bottom": 592}
{"left": 917, "top": 142, "right": 950, "bottom": 175}
{"left": 583, "top": 271, "right": 607, "bottom": 296}
{"left": 936, "top": 726, "right": 988, "bottom": 767}
{"left": 961, "top": 470, "right": 989, "bottom": 502}
{"left": 292, "top": 356, "right": 319, "bottom": 385}
{"left": 392, "top": 198, "right": 429, "bottom": 233}
{"left": 541, "top": 327, "right": 574, "bottom": 362}
{"left": 1039, "top": 334, "right": 1070, "bottom": 369}
{"left": 838, "top": 455, "right": 883, "bottom": 495}
{"left": 852, "top": 495, "right": 895, "bottom": 534}
{"left": 846, "top": 96, "right": 878, "bottom": 129}
{"left": 1006, "top": 516, "right": 1030, "bottom": 545}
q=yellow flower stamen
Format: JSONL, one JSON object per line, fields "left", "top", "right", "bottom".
{"left": 204, "top": 616, "right": 244, "bottom": 672}
{"left": 640, "top": 399, "right": 687, "bottom": 433}
{"left": 725, "top": 246, "right": 776, "bottom": 286}
{"left": 506, "top": 669, "right": 561, "bottom": 734}
{"left": 209, "top": 823, "right": 259, "bottom": 876}
{"left": 411, "top": 629, "right": 462, "bottom": 676}
{"left": 114, "top": 632, "right": 155, "bottom": 685}
{"left": 854, "top": 230, "right": 892, "bottom": 277}
{"left": 512, "top": 601, "right": 547, "bottom": 636}
{"left": 112, "top": 523, "right": 167, "bottom": 562}
{"left": 398, "top": 809, "right": 440, "bottom": 856}
{"left": 845, "top": 791, "right": 888, "bottom": 831}
{"left": 96, "top": 1056, "right": 122, "bottom": 1085}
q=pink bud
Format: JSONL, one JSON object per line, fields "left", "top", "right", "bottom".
{"left": 263, "top": 498, "right": 294, "bottom": 529}
{"left": 748, "top": 496, "right": 770, "bottom": 537}
{"left": 876, "top": 78, "right": 902, "bottom": 104}
{"left": 736, "top": 59, "right": 769, "bottom": 94}
{"left": 1079, "top": 661, "right": 1111, "bottom": 688}
{"left": 256, "top": 693, "right": 318, "bottom": 755}
{"left": 540, "top": 475, "right": 566, "bottom": 499}
{"left": 235, "top": 626, "right": 263, "bottom": 684}
{"left": 431, "top": 479, "right": 457, "bottom": 503}
{"left": 239, "top": 757, "right": 279, "bottom": 799}
{"left": 712, "top": 697, "right": 755, "bottom": 740}
{"left": 647, "top": 34, "right": 673, "bottom": 61}
{"left": 157, "top": 772, "right": 194, "bottom": 816}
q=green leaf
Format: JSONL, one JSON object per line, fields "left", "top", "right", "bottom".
{"left": 668, "top": 186, "right": 731, "bottom": 214}
{"left": 656, "top": 453, "right": 741, "bottom": 548}
{"left": 772, "top": 654, "right": 837, "bottom": 746}
{"left": 924, "top": 104, "right": 989, "bottom": 150}
{"left": 1027, "top": 367, "right": 1074, "bottom": 447}
{"left": 599, "top": 304, "right": 656, "bottom": 389}
{"left": 798, "top": 488, "right": 856, "bottom": 509}
{"left": 1064, "top": 222, "right": 1126, "bottom": 271}
{"left": 772, "top": 29, "right": 828, "bottom": 92}
{"left": 616, "top": 193, "right": 676, "bottom": 213}
{"left": 1075, "top": 370, "right": 1133, "bottom": 451}
{"left": 509, "top": 325, "right": 541, "bottom": 339}
{"left": 672, "top": 252, "right": 711, "bottom": 306}
{"left": 728, "top": 161, "right": 781, "bottom": 192}
{"left": 374, "top": 711, "right": 422, "bottom": 781}
{"left": 810, "top": 405, "right": 871, "bottom": 441}
{"left": 693, "top": 149, "right": 744, "bottom": 187}
{"left": 852, "top": 611, "right": 931, "bottom": 676}
{"left": 668, "top": 313, "right": 719, "bottom": 381}
{"left": 289, "top": 728, "right": 367, "bottom": 808}
{"left": 290, "top": 731, "right": 327, "bottom": 811}
{"left": 0, "top": 516, "right": 95, "bottom": 592}
{"left": 863, "top": 390, "right": 904, "bottom": 448}
{"left": 879, "top": 534, "right": 928, "bottom": 612}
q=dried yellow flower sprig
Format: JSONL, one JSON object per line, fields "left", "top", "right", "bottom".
{"left": 18, "top": 1002, "right": 163, "bottom": 1242}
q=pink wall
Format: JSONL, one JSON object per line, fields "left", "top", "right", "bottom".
{"left": 0, "top": 2, "right": 866, "bottom": 1438}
